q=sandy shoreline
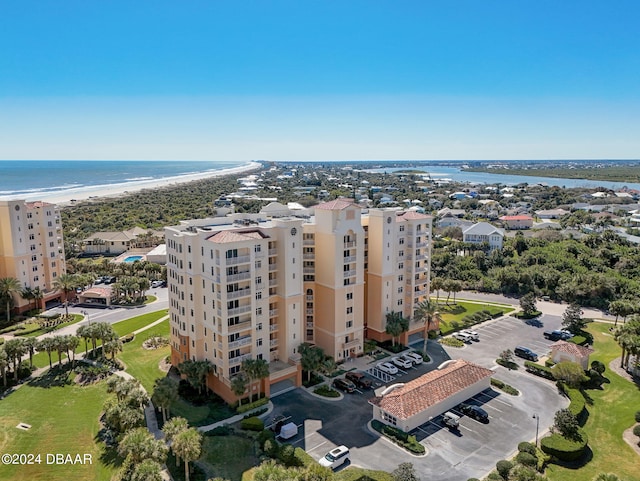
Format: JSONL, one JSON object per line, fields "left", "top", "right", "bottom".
{"left": 5, "top": 162, "right": 262, "bottom": 206}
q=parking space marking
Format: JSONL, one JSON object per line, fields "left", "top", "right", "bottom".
{"left": 306, "top": 441, "right": 328, "bottom": 453}
{"left": 459, "top": 424, "right": 473, "bottom": 433}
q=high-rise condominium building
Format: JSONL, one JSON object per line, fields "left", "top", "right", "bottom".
{"left": 0, "top": 200, "right": 66, "bottom": 312}
{"left": 165, "top": 201, "right": 433, "bottom": 403}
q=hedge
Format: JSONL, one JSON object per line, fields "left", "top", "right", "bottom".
{"left": 524, "top": 361, "right": 554, "bottom": 380}
{"left": 491, "top": 378, "right": 519, "bottom": 396}
{"left": 313, "top": 385, "right": 340, "bottom": 398}
{"left": 236, "top": 397, "right": 269, "bottom": 414}
{"left": 440, "top": 337, "right": 464, "bottom": 348}
{"left": 371, "top": 420, "right": 425, "bottom": 454}
{"left": 540, "top": 430, "right": 588, "bottom": 461}
{"left": 557, "top": 383, "right": 587, "bottom": 420}
{"left": 121, "top": 333, "right": 135, "bottom": 343}
{"left": 241, "top": 416, "right": 264, "bottom": 431}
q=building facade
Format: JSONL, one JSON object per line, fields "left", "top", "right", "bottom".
{"left": 165, "top": 202, "right": 433, "bottom": 403}
{"left": 0, "top": 200, "right": 66, "bottom": 312}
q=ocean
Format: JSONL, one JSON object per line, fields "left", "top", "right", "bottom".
{"left": 0, "top": 160, "right": 249, "bottom": 200}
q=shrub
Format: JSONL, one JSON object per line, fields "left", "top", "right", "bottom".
{"left": 439, "top": 337, "right": 464, "bottom": 348}
{"left": 236, "top": 396, "right": 269, "bottom": 414}
{"left": 496, "top": 358, "right": 518, "bottom": 371}
{"left": 313, "top": 385, "right": 340, "bottom": 398}
{"left": 491, "top": 378, "right": 519, "bottom": 395}
{"left": 277, "top": 444, "right": 300, "bottom": 467}
{"left": 540, "top": 430, "right": 588, "bottom": 461}
{"left": 633, "top": 424, "right": 640, "bottom": 439}
{"left": 496, "top": 460, "right": 513, "bottom": 479}
{"left": 486, "top": 473, "right": 503, "bottom": 481}
{"left": 524, "top": 361, "right": 554, "bottom": 380}
{"left": 241, "top": 416, "right": 264, "bottom": 431}
{"left": 467, "top": 479, "right": 480, "bottom": 481}
{"left": 120, "top": 333, "right": 135, "bottom": 343}
{"left": 635, "top": 411, "right": 640, "bottom": 423}
{"left": 517, "top": 442, "right": 537, "bottom": 455}
{"left": 515, "top": 451, "right": 537, "bottom": 467}
{"left": 557, "top": 384, "right": 587, "bottom": 420}
{"left": 243, "top": 407, "right": 268, "bottom": 419}
{"left": 371, "top": 420, "right": 425, "bottom": 454}
{"left": 545, "top": 359, "right": 555, "bottom": 368}
{"left": 205, "top": 425, "right": 232, "bottom": 436}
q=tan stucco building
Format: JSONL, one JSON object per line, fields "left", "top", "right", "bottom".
{"left": 0, "top": 200, "right": 66, "bottom": 312}
{"left": 165, "top": 201, "right": 433, "bottom": 403}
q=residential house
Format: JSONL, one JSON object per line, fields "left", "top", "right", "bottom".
{"left": 462, "top": 222, "right": 504, "bottom": 250}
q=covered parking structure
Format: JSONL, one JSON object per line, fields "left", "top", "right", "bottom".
{"left": 369, "top": 359, "right": 494, "bottom": 432}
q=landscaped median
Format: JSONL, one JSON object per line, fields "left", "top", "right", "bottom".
{"left": 370, "top": 419, "right": 426, "bottom": 455}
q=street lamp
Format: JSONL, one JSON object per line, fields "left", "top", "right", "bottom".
{"left": 82, "top": 310, "right": 91, "bottom": 325}
{"left": 532, "top": 413, "right": 540, "bottom": 446}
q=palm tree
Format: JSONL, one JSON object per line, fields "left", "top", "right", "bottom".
{"left": 64, "top": 335, "right": 79, "bottom": 365}
{"left": 430, "top": 277, "right": 444, "bottom": 303}
{"left": 103, "top": 338, "right": 123, "bottom": 361}
{"left": 172, "top": 428, "right": 202, "bottom": 481}
{"left": 152, "top": 377, "right": 178, "bottom": 422}
{"left": 53, "top": 274, "right": 79, "bottom": 317}
{"left": 32, "top": 286, "right": 43, "bottom": 311}
{"left": 23, "top": 337, "right": 38, "bottom": 368}
{"left": 130, "top": 459, "right": 164, "bottom": 481}
{"left": 163, "top": 416, "right": 188, "bottom": 444}
{"left": 385, "top": 311, "right": 409, "bottom": 347}
{"left": 20, "top": 287, "right": 34, "bottom": 311}
{"left": 414, "top": 299, "right": 443, "bottom": 354}
{"left": 37, "top": 337, "right": 56, "bottom": 369}
{"left": 0, "top": 277, "right": 22, "bottom": 324}
{"left": 614, "top": 317, "right": 640, "bottom": 369}
{"left": 230, "top": 374, "right": 248, "bottom": 405}
{"left": 117, "top": 427, "right": 168, "bottom": 464}
{"left": 241, "top": 358, "right": 269, "bottom": 403}
{"left": 4, "top": 338, "right": 26, "bottom": 381}
{"left": 0, "top": 348, "right": 9, "bottom": 387}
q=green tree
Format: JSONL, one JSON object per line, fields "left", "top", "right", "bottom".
{"left": 53, "top": 274, "right": 79, "bottom": 317}
{"left": 553, "top": 408, "right": 581, "bottom": 441}
{"left": 4, "top": 338, "right": 26, "bottom": 381}
{"left": 152, "top": 376, "right": 179, "bottom": 423}
{"left": 118, "top": 427, "right": 168, "bottom": 464}
{"left": 22, "top": 337, "right": 38, "bottom": 368}
{"left": 0, "top": 348, "right": 9, "bottom": 387}
{"left": 519, "top": 293, "right": 537, "bottom": 315}
{"left": 178, "top": 359, "right": 212, "bottom": 395}
{"left": 0, "top": 277, "right": 22, "bottom": 324}
{"left": 614, "top": 316, "right": 640, "bottom": 368}
{"left": 298, "top": 343, "right": 324, "bottom": 382}
{"left": 392, "top": 462, "right": 420, "bottom": 481}
{"left": 413, "top": 299, "right": 442, "bottom": 354}
{"left": 241, "top": 358, "right": 269, "bottom": 403}
{"left": 561, "top": 303, "right": 586, "bottom": 335}
{"left": 430, "top": 277, "right": 444, "bottom": 303}
{"left": 551, "top": 361, "right": 587, "bottom": 388}
{"left": 130, "top": 459, "right": 164, "bottom": 481}
{"left": 385, "top": 311, "right": 409, "bottom": 347}
{"left": 163, "top": 416, "right": 188, "bottom": 445}
{"left": 230, "top": 374, "right": 248, "bottom": 405}
{"left": 172, "top": 428, "right": 202, "bottom": 481}
{"left": 37, "top": 337, "right": 56, "bottom": 369}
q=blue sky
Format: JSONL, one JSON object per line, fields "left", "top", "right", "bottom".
{"left": 1, "top": 1, "right": 639, "bottom": 160}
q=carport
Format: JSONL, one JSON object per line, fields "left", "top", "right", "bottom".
{"left": 369, "top": 359, "right": 494, "bottom": 432}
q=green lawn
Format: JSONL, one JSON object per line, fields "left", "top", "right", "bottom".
{"left": 0, "top": 368, "right": 117, "bottom": 481}
{"left": 545, "top": 322, "right": 640, "bottom": 481}
{"left": 112, "top": 309, "right": 168, "bottom": 337}
{"left": 199, "top": 435, "right": 260, "bottom": 481}
{"left": 118, "top": 319, "right": 170, "bottom": 393}
{"left": 436, "top": 300, "right": 513, "bottom": 335}
{"left": 20, "top": 314, "right": 84, "bottom": 337}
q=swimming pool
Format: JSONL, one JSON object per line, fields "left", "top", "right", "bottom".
{"left": 123, "top": 255, "right": 143, "bottom": 263}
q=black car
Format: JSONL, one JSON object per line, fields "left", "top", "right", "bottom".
{"left": 544, "top": 330, "right": 562, "bottom": 341}
{"left": 332, "top": 378, "right": 356, "bottom": 393}
{"left": 459, "top": 403, "right": 489, "bottom": 422}
{"left": 514, "top": 346, "right": 539, "bottom": 361}
{"left": 345, "top": 371, "right": 373, "bottom": 389}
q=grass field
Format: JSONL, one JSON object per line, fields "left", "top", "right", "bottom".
{"left": 20, "top": 314, "right": 84, "bottom": 338}
{"left": 0, "top": 368, "right": 116, "bottom": 481}
{"left": 546, "top": 322, "right": 640, "bottom": 481}
{"left": 118, "top": 319, "right": 170, "bottom": 393}
{"left": 436, "top": 300, "right": 513, "bottom": 335}
{"left": 112, "top": 309, "right": 168, "bottom": 337}
{"left": 199, "top": 435, "right": 260, "bottom": 481}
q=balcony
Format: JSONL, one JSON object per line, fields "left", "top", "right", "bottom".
{"left": 227, "top": 272, "right": 251, "bottom": 282}
{"left": 342, "top": 338, "right": 361, "bottom": 350}
{"left": 269, "top": 323, "right": 278, "bottom": 332}
{"left": 303, "top": 268, "right": 315, "bottom": 275}
{"left": 303, "top": 253, "right": 315, "bottom": 260}
{"left": 268, "top": 248, "right": 277, "bottom": 256}
{"left": 227, "top": 320, "right": 253, "bottom": 334}
{"left": 270, "top": 339, "right": 278, "bottom": 347}
{"left": 226, "top": 255, "right": 251, "bottom": 266}
{"left": 306, "top": 322, "right": 314, "bottom": 328}
{"left": 413, "top": 288, "right": 428, "bottom": 296}
{"left": 343, "top": 270, "right": 356, "bottom": 278}
{"left": 269, "top": 309, "right": 278, "bottom": 317}
{"left": 229, "top": 353, "right": 253, "bottom": 366}
{"left": 306, "top": 295, "right": 314, "bottom": 301}
{"left": 343, "top": 255, "right": 356, "bottom": 263}
{"left": 303, "top": 239, "right": 315, "bottom": 246}
{"left": 306, "top": 308, "right": 314, "bottom": 316}
{"left": 228, "top": 305, "right": 252, "bottom": 316}
{"left": 343, "top": 241, "right": 356, "bottom": 248}
{"left": 229, "top": 336, "right": 252, "bottom": 349}
{"left": 268, "top": 264, "right": 277, "bottom": 271}
{"left": 416, "top": 241, "right": 428, "bottom": 248}
{"left": 255, "top": 250, "right": 265, "bottom": 258}
{"left": 415, "top": 277, "right": 429, "bottom": 285}
{"left": 226, "top": 288, "right": 251, "bottom": 300}
{"left": 269, "top": 279, "right": 278, "bottom": 287}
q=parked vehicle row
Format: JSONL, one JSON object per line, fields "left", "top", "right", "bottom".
{"left": 452, "top": 329, "right": 480, "bottom": 343}
{"left": 376, "top": 350, "right": 424, "bottom": 375}
{"left": 543, "top": 329, "right": 572, "bottom": 341}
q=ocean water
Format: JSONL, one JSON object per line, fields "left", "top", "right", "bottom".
{"left": 0, "top": 160, "right": 248, "bottom": 198}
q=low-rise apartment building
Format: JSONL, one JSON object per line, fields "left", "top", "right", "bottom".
{"left": 165, "top": 201, "right": 433, "bottom": 403}
{"left": 0, "top": 200, "right": 66, "bottom": 312}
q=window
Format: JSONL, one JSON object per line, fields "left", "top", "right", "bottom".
{"left": 398, "top": 263, "right": 404, "bottom": 269}
{"left": 398, "top": 275, "right": 403, "bottom": 282}
{"left": 256, "top": 291, "right": 262, "bottom": 300}
{"left": 256, "top": 307, "right": 262, "bottom": 315}
{"left": 397, "top": 287, "right": 403, "bottom": 294}
{"left": 346, "top": 293, "right": 353, "bottom": 300}
{"left": 346, "top": 306, "right": 353, "bottom": 314}
{"left": 255, "top": 276, "right": 262, "bottom": 285}
{"left": 399, "top": 225, "right": 405, "bottom": 232}
{"left": 399, "top": 250, "right": 404, "bottom": 257}
{"left": 256, "top": 338, "right": 263, "bottom": 346}
{"left": 257, "top": 323, "right": 263, "bottom": 331}
{"left": 255, "top": 260, "right": 261, "bottom": 269}
{"left": 346, "top": 320, "right": 353, "bottom": 328}
{"left": 254, "top": 245, "right": 261, "bottom": 253}
{"left": 382, "top": 411, "right": 397, "bottom": 425}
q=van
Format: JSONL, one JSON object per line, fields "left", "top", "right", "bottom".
{"left": 514, "top": 346, "right": 538, "bottom": 361}
{"left": 319, "top": 445, "right": 350, "bottom": 469}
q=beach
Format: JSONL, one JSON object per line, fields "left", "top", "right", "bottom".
{"left": 13, "top": 161, "right": 262, "bottom": 206}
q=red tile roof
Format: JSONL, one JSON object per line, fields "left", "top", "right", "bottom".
{"left": 369, "top": 360, "right": 493, "bottom": 420}
{"left": 551, "top": 340, "right": 593, "bottom": 358}
{"left": 500, "top": 215, "right": 533, "bottom": 221}
{"left": 314, "top": 199, "right": 357, "bottom": 210}
{"left": 398, "top": 211, "right": 432, "bottom": 220}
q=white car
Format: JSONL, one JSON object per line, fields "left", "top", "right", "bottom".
{"left": 391, "top": 356, "right": 413, "bottom": 369}
{"left": 376, "top": 362, "right": 398, "bottom": 375}
{"left": 453, "top": 332, "right": 473, "bottom": 343}
{"left": 404, "top": 351, "right": 424, "bottom": 365}
{"left": 461, "top": 329, "right": 479, "bottom": 341}
{"left": 319, "top": 445, "right": 350, "bottom": 469}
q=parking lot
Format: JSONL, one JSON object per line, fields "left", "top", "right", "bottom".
{"left": 270, "top": 310, "right": 569, "bottom": 480}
